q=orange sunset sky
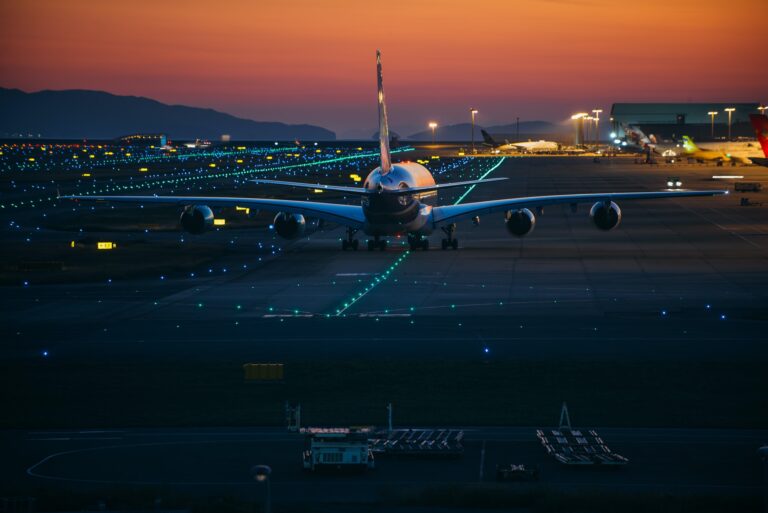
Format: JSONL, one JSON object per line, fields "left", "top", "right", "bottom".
{"left": 1, "top": 0, "right": 766, "bottom": 137}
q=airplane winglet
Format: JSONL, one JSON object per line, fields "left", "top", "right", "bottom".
{"left": 376, "top": 50, "right": 392, "bottom": 175}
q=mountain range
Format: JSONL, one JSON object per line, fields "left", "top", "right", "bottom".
{"left": 0, "top": 88, "right": 336, "bottom": 140}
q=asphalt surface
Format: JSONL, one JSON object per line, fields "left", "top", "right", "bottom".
{"left": 2, "top": 426, "right": 765, "bottom": 502}
{"left": 1, "top": 152, "right": 767, "bottom": 506}
{"left": 2, "top": 156, "right": 767, "bottom": 360}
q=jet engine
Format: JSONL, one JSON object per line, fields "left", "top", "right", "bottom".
{"left": 179, "top": 205, "right": 214, "bottom": 234}
{"left": 505, "top": 208, "right": 536, "bottom": 237}
{"left": 273, "top": 212, "right": 306, "bottom": 239}
{"left": 590, "top": 201, "right": 622, "bottom": 231}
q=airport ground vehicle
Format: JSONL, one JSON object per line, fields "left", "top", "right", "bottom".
{"left": 301, "top": 428, "right": 375, "bottom": 472}
{"left": 667, "top": 176, "right": 682, "bottom": 188}
{"left": 496, "top": 463, "right": 540, "bottom": 482}
{"left": 734, "top": 182, "right": 762, "bottom": 192}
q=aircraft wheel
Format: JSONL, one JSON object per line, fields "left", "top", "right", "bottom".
{"left": 342, "top": 240, "right": 349, "bottom": 250}
{"left": 421, "top": 239, "right": 430, "bottom": 251}
{"left": 368, "top": 240, "right": 375, "bottom": 251}
{"left": 451, "top": 239, "right": 459, "bottom": 250}
{"left": 379, "top": 240, "right": 387, "bottom": 251}
{"left": 441, "top": 239, "right": 448, "bottom": 250}
{"left": 352, "top": 239, "right": 359, "bottom": 250}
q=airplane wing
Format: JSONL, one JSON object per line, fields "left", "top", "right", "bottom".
{"left": 62, "top": 195, "right": 366, "bottom": 227}
{"left": 252, "top": 177, "right": 507, "bottom": 195}
{"left": 432, "top": 190, "right": 728, "bottom": 225}
{"left": 251, "top": 179, "right": 368, "bottom": 195}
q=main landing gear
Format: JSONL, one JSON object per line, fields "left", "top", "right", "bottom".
{"left": 408, "top": 234, "right": 430, "bottom": 251}
{"left": 367, "top": 236, "right": 388, "bottom": 251}
{"left": 341, "top": 228, "right": 359, "bottom": 251}
{"left": 441, "top": 223, "right": 459, "bottom": 250}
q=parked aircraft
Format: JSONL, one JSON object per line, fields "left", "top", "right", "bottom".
{"left": 481, "top": 130, "right": 560, "bottom": 153}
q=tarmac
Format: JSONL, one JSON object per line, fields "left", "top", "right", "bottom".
{"left": 2, "top": 426, "right": 765, "bottom": 502}
{"left": 1, "top": 151, "right": 767, "bottom": 506}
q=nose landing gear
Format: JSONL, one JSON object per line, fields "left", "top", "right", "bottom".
{"left": 367, "top": 236, "right": 387, "bottom": 251}
{"left": 408, "top": 234, "right": 430, "bottom": 251}
{"left": 441, "top": 223, "right": 459, "bottom": 250}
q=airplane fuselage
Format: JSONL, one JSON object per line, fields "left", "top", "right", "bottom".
{"left": 361, "top": 162, "right": 436, "bottom": 236}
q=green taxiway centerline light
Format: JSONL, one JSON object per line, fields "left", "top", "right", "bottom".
{"left": 330, "top": 157, "right": 505, "bottom": 317}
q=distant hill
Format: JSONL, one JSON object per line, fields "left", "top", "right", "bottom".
{"left": 0, "top": 88, "right": 335, "bottom": 140}
{"left": 407, "top": 121, "right": 568, "bottom": 141}
{"left": 485, "top": 121, "right": 566, "bottom": 135}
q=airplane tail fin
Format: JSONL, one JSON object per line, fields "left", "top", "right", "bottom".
{"left": 480, "top": 129, "right": 496, "bottom": 146}
{"left": 376, "top": 50, "right": 392, "bottom": 175}
{"left": 682, "top": 135, "right": 699, "bottom": 153}
{"left": 621, "top": 123, "right": 649, "bottom": 146}
{"left": 749, "top": 114, "right": 768, "bottom": 157}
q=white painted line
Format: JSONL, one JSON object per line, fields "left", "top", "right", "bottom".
{"left": 357, "top": 313, "right": 411, "bottom": 317}
{"left": 262, "top": 314, "right": 314, "bottom": 318}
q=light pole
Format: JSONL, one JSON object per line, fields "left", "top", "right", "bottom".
{"left": 470, "top": 109, "right": 478, "bottom": 153}
{"left": 707, "top": 111, "right": 718, "bottom": 139}
{"left": 251, "top": 465, "right": 272, "bottom": 513}
{"left": 571, "top": 113, "right": 587, "bottom": 146}
{"left": 725, "top": 107, "right": 735, "bottom": 140}
{"left": 592, "top": 109, "right": 602, "bottom": 144}
{"left": 428, "top": 122, "right": 438, "bottom": 145}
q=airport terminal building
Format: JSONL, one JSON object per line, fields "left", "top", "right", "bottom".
{"left": 610, "top": 103, "right": 761, "bottom": 142}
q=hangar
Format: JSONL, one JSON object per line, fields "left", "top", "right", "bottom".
{"left": 610, "top": 102, "right": 762, "bottom": 141}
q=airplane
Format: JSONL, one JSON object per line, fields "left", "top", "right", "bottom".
{"left": 621, "top": 123, "right": 755, "bottom": 164}
{"left": 63, "top": 51, "right": 727, "bottom": 252}
{"left": 184, "top": 138, "right": 212, "bottom": 149}
{"left": 481, "top": 130, "right": 560, "bottom": 153}
{"left": 748, "top": 114, "right": 768, "bottom": 167}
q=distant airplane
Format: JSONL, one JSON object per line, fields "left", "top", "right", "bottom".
{"left": 64, "top": 51, "right": 726, "bottom": 251}
{"left": 681, "top": 136, "right": 742, "bottom": 164}
{"left": 748, "top": 114, "right": 768, "bottom": 167}
{"left": 184, "top": 139, "right": 212, "bottom": 149}
{"left": 481, "top": 130, "right": 560, "bottom": 153}
{"left": 621, "top": 123, "right": 756, "bottom": 164}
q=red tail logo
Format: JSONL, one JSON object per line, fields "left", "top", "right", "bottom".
{"left": 749, "top": 114, "right": 768, "bottom": 157}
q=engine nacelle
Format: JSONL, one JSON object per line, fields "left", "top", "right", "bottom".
{"left": 273, "top": 212, "right": 306, "bottom": 239}
{"left": 505, "top": 208, "right": 536, "bottom": 237}
{"left": 590, "top": 201, "right": 622, "bottom": 231}
{"left": 179, "top": 205, "right": 214, "bottom": 234}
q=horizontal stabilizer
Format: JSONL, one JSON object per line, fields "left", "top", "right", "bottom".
{"left": 252, "top": 177, "right": 507, "bottom": 195}
{"left": 401, "top": 177, "right": 507, "bottom": 194}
